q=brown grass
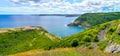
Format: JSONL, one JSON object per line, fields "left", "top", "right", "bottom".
{"left": 9, "top": 48, "right": 120, "bottom": 56}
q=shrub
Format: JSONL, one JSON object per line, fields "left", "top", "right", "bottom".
{"left": 82, "top": 36, "right": 91, "bottom": 42}
{"left": 88, "top": 46, "right": 94, "bottom": 49}
{"left": 71, "top": 39, "right": 79, "bottom": 47}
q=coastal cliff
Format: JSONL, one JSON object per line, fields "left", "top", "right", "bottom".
{"left": 68, "top": 12, "right": 120, "bottom": 27}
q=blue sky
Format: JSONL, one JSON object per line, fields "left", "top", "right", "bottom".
{"left": 0, "top": 0, "right": 120, "bottom": 14}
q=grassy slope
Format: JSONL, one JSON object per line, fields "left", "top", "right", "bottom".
{"left": 9, "top": 48, "right": 120, "bottom": 56}
{"left": 0, "top": 26, "right": 60, "bottom": 55}
{"left": 9, "top": 48, "right": 82, "bottom": 56}
{"left": 61, "top": 19, "right": 120, "bottom": 50}
{"left": 68, "top": 12, "right": 120, "bottom": 27}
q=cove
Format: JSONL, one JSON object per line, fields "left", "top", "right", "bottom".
{"left": 0, "top": 15, "right": 85, "bottom": 37}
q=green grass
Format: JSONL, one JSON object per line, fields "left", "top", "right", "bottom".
{"left": 9, "top": 48, "right": 82, "bottom": 56}
{"left": 0, "top": 26, "right": 60, "bottom": 55}
{"left": 34, "top": 49, "right": 82, "bottom": 56}
{"left": 9, "top": 48, "right": 120, "bottom": 56}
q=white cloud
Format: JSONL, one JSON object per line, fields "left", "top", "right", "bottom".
{"left": 3, "top": 0, "right": 120, "bottom": 14}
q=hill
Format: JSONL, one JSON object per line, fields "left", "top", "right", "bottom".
{"left": 61, "top": 19, "right": 120, "bottom": 53}
{"left": 0, "top": 26, "right": 60, "bottom": 55}
{"left": 68, "top": 12, "right": 120, "bottom": 27}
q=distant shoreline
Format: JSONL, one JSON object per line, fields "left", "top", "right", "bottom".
{"left": 33, "top": 14, "right": 81, "bottom": 17}
{"left": 0, "top": 14, "right": 81, "bottom": 17}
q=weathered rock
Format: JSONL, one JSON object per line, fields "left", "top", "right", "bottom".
{"left": 105, "top": 42, "right": 120, "bottom": 53}
{"left": 98, "top": 28, "right": 107, "bottom": 41}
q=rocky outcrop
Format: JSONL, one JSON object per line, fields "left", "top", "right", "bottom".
{"left": 105, "top": 42, "right": 120, "bottom": 53}
{"left": 118, "top": 31, "right": 120, "bottom": 35}
{"left": 67, "top": 23, "right": 79, "bottom": 26}
{"left": 98, "top": 28, "right": 108, "bottom": 41}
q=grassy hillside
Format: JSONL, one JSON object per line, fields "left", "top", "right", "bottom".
{"left": 68, "top": 12, "right": 120, "bottom": 27}
{"left": 61, "top": 19, "right": 120, "bottom": 51}
{"left": 9, "top": 48, "right": 120, "bottom": 56}
{"left": 9, "top": 48, "right": 82, "bottom": 56}
{"left": 0, "top": 26, "right": 60, "bottom": 55}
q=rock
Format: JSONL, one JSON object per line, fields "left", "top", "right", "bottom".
{"left": 105, "top": 42, "right": 120, "bottom": 53}
{"left": 98, "top": 28, "right": 107, "bottom": 41}
{"left": 118, "top": 31, "right": 120, "bottom": 35}
{"left": 67, "top": 23, "right": 79, "bottom": 26}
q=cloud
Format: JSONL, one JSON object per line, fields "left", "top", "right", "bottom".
{"left": 2, "top": 0, "right": 120, "bottom": 14}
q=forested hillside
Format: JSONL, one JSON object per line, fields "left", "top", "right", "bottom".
{"left": 68, "top": 12, "right": 120, "bottom": 27}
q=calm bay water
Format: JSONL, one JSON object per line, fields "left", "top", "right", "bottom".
{"left": 0, "top": 15, "right": 85, "bottom": 37}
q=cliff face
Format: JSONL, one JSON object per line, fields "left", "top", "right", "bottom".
{"left": 68, "top": 12, "right": 120, "bottom": 27}
{"left": 0, "top": 26, "right": 60, "bottom": 55}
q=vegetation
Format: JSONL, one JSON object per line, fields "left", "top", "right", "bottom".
{"left": 0, "top": 26, "right": 60, "bottom": 55}
{"left": 1, "top": 19, "right": 120, "bottom": 55}
{"left": 71, "top": 39, "right": 79, "bottom": 47}
{"left": 10, "top": 48, "right": 82, "bottom": 56}
{"left": 68, "top": 12, "right": 120, "bottom": 27}
{"left": 61, "top": 19, "right": 120, "bottom": 51}
{"left": 9, "top": 48, "right": 120, "bottom": 56}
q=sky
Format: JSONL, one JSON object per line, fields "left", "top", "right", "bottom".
{"left": 0, "top": 0, "right": 120, "bottom": 14}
